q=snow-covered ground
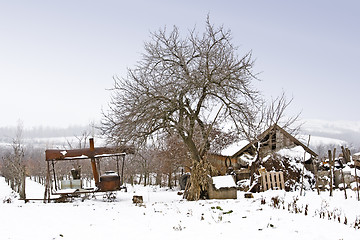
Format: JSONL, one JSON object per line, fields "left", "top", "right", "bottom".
{"left": 1, "top": 177, "right": 360, "bottom": 240}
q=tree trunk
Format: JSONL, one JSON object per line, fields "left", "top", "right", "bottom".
{"left": 184, "top": 158, "right": 212, "bottom": 201}
{"left": 144, "top": 172, "right": 147, "bottom": 186}
{"left": 168, "top": 172, "right": 172, "bottom": 189}
{"left": 155, "top": 173, "right": 162, "bottom": 186}
{"left": 20, "top": 169, "right": 26, "bottom": 200}
{"left": 138, "top": 174, "right": 142, "bottom": 185}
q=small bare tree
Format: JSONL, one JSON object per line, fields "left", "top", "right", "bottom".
{"left": 234, "top": 92, "right": 301, "bottom": 185}
{"left": 2, "top": 122, "right": 27, "bottom": 199}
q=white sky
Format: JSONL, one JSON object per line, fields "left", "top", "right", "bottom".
{"left": 0, "top": 0, "right": 359, "bottom": 128}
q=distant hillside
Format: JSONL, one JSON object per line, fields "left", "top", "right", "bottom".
{"left": 301, "top": 119, "right": 360, "bottom": 146}
{"left": 0, "top": 125, "right": 102, "bottom": 149}
{"left": 1, "top": 119, "right": 359, "bottom": 154}
{"left": 0, "top": 125, "right": 95, "bottom": 139}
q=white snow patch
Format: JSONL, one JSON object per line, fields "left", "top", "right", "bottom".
{"left": 277, "top": 146, "right": 311, "bottom": 161}
{"left": 221, "top": 140, "right": 248, "bottom": 156}
{"left": 1, "top": 177, "right": 360, "bottom": 240}
{"left": 212, "top": 175, "right": 236, "bottom": 189}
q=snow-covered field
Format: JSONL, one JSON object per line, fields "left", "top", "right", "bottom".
{"left": 1, "top": 177, "right": 359, "bottom": 240}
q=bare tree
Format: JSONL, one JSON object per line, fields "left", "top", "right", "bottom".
{"left": 233, "top": 92, "right": 301, "bottom": 185}
{"left": 235, "top": 91, "right": 300, "bottom": 142}
{"left": 155, "top": 134, "right": 190, "bottom": 188}
{"left": 102, "top": 17, "right": 261, "bottom": 200}
{"left": 1, "top": 122, "right": 27, "bottom": 199}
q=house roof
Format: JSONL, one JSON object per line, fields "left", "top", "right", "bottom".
{"left": 231, "top": 124, "right": 318, "bottom": 158}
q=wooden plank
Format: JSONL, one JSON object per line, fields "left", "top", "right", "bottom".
{"left": 279, "top": 172, "right": 285, "bottom": 190}
{"left": 275, "top": 172, "right": 281, "bottom": 189}
{"left": 266, "top": 172, "right": 272, "bottom": 190}
{"left": 261, "top": 173, "right": 267, "bottom": 191}
{"left": 270, "top": 172, "right": 276, "bottom": 189}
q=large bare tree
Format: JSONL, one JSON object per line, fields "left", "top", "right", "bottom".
{"left": 102, "top": 18, "right": 261, "bottom": 200}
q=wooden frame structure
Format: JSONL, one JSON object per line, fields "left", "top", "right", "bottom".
{"left": 43, "top": 138, "right": 134, "bottom": 202}
{"left": 232, "top": 124, "right": 318, "bottom": 159}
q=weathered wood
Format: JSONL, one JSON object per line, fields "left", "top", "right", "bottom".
{"left": 275, "top": 172, "right": 281, "bottom": 189}
{"left": 232, "top": 124, "right": 318, "bottom": 159}
{"left": 43, "top": 161, "right": 51, "bottom": 203}
{"left": 279, "top": 172, "right": 285, "bottom": 189}
{"left": 340, "top": 146, "right": 348, "bottom": 199}
{"left": 261, "top": 171, "right": 284, "bottom": 191}
{"left": 276, "top": 172, "right": 282, "bottom": 189}
{"left": 262, "top": 173, "right": 267, "bottom": 191}
{"left": 270, "top": 172, "right": 275, "bottom": 188}
{"left": 300, "top": 135, "right": 311, "bottom": 196}
{"left": 45, "top": 145, "right": 134, "bottom": 161}
{"left": 328, "top": 150, "right": 333, "bottom": 197}
{"left": 266, "top": 172, "right": 271, "bottom": 190}
{"left": 244, "top": 193, "right": 254, "bottom": 198}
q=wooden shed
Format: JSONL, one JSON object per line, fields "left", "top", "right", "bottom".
{"left": 232, "top": 124, "right": 318, "bottom": 160}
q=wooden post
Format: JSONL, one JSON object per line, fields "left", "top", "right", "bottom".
{"left": 89, "top": 138, "right": 100, "bottom": 186}
{"left": 261, "top": 172, "right": 267, "bottom": 191}
{"left": 266, "top": 172, "right": 271, "bottom": 190}
{"left": 345, "top": 148, "right": 359, "bottom": 201}
{"left": 279, "top": 172, "right": 285, "bottom": 190}
{"left": 328, "top": 150, "right": 333, "bottom": 197}
{"left": 121, "top": 154, "right": 125, "bottom": 186}
{"left": 275, "top": 172, "right": 281, "bottom": 189}
{"left": 300, "top": 135, "right": 311, "bottom": 196}
{"left": 270, "top": 172, "right": 275, "bottom": 189}
{"left": 355, "top": 159, "right": 360, "bottom": 201}
{"left": 43, "top": 161, "right": 51, "bottom": 203}
{"left": 313, "top": 158, "right": 320, "bottom": 195}
{"left": 51, "top": 160, "right": 58, "bottom": 191}
{"left": 340, "top": 146, "right": 348, "bottom": 199}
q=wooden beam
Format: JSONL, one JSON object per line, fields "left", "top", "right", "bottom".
{"left": 45, "top": 146, "right": 134, "bottom": 161}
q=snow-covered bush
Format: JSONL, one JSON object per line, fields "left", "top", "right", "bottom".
{"left": 260, "top": 152, "right": 315, "bottom": 191}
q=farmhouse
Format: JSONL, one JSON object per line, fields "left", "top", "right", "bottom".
{"left": 232, "top": 124, "right": 318, "bottom": 161}
{"left": 208, "top": 124, "right": 317, "bottom": 173}
{"left": 206, "top": 124, "right": 319, "bottom": 192}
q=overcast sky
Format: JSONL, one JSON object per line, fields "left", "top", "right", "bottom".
{"left": 0, "top": 0, "right": 359, "bottom": 129}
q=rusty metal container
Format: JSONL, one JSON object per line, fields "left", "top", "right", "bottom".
{"left": 98, "top": 171, "right": 120, "bottom": 191}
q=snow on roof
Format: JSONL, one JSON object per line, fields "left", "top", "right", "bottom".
{"left": 277, "top": 146, "right": 311, "bottom": 161}
{"left": 212, "top": 175, "right": 236, "bottom": 189}
{"left": 221, "top": 140, "right": 248, "bottom": 156}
